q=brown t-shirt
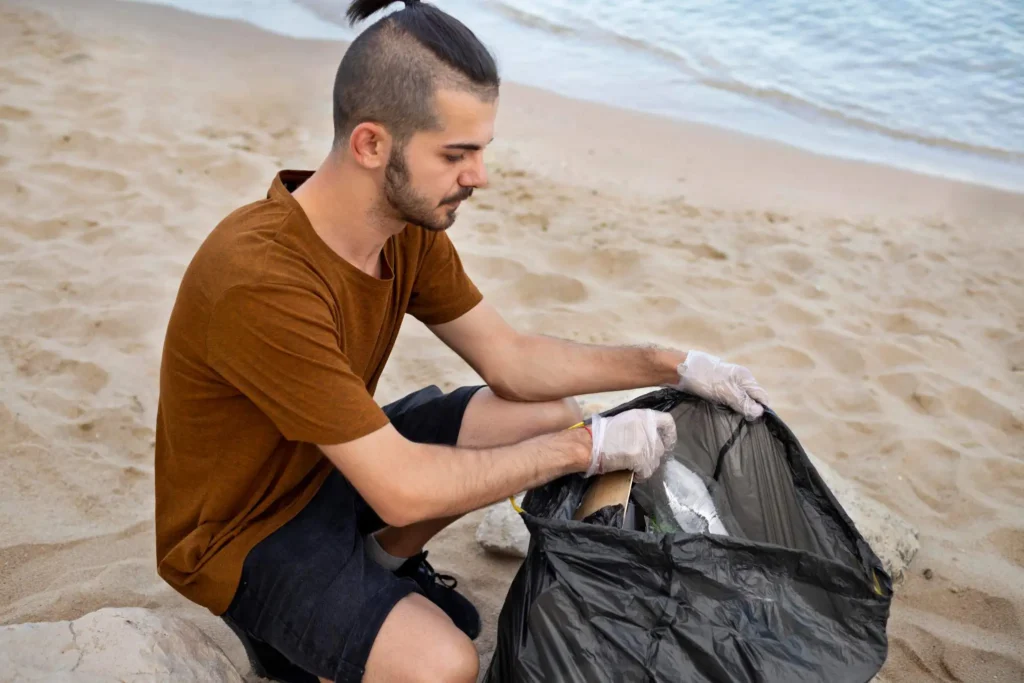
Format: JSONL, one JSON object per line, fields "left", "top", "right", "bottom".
{"left": 154, "top": 170, "right": 482, "bottom": 614}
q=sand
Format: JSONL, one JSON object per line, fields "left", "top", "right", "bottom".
{"left": 1, "top": 0, "right": 1022, "bottom": 680}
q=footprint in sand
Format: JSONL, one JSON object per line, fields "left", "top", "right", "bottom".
{"left": 734, "top": 344, "right": 816, "bottom": 371}
{"left": 514, "top": 272, "right": 587, "bottom": 305}
{"left": 776, "top": 248, "right": 815, "bottom": 275}
{"left": 0, "top": 105, "right": 30, "bottom": 121}
{"left": 120, "top": 202, "right": 166, "bottom": 225}
{"left": 514, "top": 212, "right": 551, "bottom": 232}
{"left": 0, "top": 65, "right": 40, "bottom": 87}
{"left": 771, "top": 269, "right": 799, "bottom": 286}
{"left": 971, "top": 457, "right": 1024, "bottom": 506}
{"left": 802, "top": 328, "right": 866, "bottom": 374}
{"left": 773, "top": 300, "right": 823, "bottom": 326}
{"left": 12, "top": 342, "right": 110, "bottom": 394}
{"left": 672, "top": 241, "right": 729, "bottom": 261}
{"left": 78, "top": 223, "right": 115, "bottom": 245}
{"left": 877, "top": 371, "right": 947, "bottom": 417}
{"left": 887, "top": 630, "right": 1021, "bottom": 683}
{"left": 641, "top": 295, "right": 679, "bottom": 316}
{"left": 800, "top": 282, "right": 829, "bottom": 300}
{"left": 10, "top": 217, "right": 83, "bottom": 241}
{"left": 888, "top": 438, "right": 962, "bottom": 515}
{"left": 0, "top": 231, "right": 18, "bottom": 255}
{"left": 882, "top": 311, "right": 963, "bottom": 349}
{"left": 807, "top": 379, "right": 881, "bottom": 415}
{"left": 1004, "top": 336, "right": 1024, "bottom": 373}
{"left": 942, "top": 385, "right": 1023, "bottom": 437}
{"left": 65, "top": 404, "right": 155, "bottom": 463}
{"left": 871, "top": 341, "right": 924, "bottom": 369}
{"left": 723, "top": 323, "right": 776, "bottom": 348}
{"left": 583, "top": 248, "right": 646, "bottom": 280}
{"left": 986, "top": 527, "right": 1024, "bottom": 567}
{"left": 0, "top": 177, "right": 31, "bottom": 205}
{"left": 916, "top": 581, "right": 1022, "bottom": 638}
{"left": 462, "top": 254, "right": 527, "bottom": 281}
{"left": 897, "top": 296, "right": 947, "bottom": 317}
{"left": 29, "top": 162, "right": 129, "bottom": 193}
{"left": 829, "top": 245, "right": 860, "bottom": 262}
{"left": 658, "top": 316, "right": 726, "bottom": 350}
{"left": 696, "top": 275, "right": 739, "bottom": 291}
{"left": 202, "top": 156, "right": 265, "bottom": 191}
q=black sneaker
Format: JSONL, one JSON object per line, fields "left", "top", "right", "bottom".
{"left": 395, "top": 550, "right": 481, "bottom": 640}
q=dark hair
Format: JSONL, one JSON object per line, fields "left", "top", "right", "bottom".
{"left": 333, "top": 0, "right": 500, "bottom": 147}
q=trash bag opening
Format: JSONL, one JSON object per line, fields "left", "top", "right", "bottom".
{"left": 521, "top": 388, "right": 891, "bottom": 596}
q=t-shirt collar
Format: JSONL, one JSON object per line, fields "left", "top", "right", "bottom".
{"left": 267, "top": 170, "right": 395, "bottom": 287}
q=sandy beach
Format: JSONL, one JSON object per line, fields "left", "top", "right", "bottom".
{"left": 1, "top": 0, "right": 1022, "bottom": 680}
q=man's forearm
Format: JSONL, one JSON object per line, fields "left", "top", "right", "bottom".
{"left": 396, "top": 427, "right": 592, "bottom": 525}
{"left": 494, "top": 334, "right": 688, "bottom": 402}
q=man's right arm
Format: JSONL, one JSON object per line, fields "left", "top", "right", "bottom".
{"left": 318, "top": 425, "right": 592, "bottom": 528}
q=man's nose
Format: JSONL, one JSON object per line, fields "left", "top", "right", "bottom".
{"left": 460, "top": 157, "right": 489, "bottom": 189}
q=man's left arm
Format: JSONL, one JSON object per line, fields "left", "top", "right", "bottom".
{"left": 429, "top": 300, "right": 770, "bottom": 420}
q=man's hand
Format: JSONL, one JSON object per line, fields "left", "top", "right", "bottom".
{"left": 587, "top": 409, "right": 677, "bottom": 481}
{"left": 673, "top": 351, "right": 769, "bottom": 420}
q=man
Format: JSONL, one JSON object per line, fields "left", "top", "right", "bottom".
{"left": 154, "top": 1, "right": 769, "bottom": 682}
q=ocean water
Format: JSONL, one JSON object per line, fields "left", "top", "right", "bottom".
{"left": 125, "top": 0, "right": 1024, "bottom": 190}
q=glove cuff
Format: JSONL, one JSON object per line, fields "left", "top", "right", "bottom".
{"left": 585, "top": 414, "right": 606, "bottom": 477}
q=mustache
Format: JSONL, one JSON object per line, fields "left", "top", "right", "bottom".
{"left": 440, "top": 187, "right": 473, "bottom": 206}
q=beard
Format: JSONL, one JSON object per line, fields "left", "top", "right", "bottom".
{"left": 384, "top": 146, "right": 473, "bottom": 232}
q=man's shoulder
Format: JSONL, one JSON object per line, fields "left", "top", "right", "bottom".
{"left": 394, "top": 223, "right": 459, "bottom": 265}
{"left": 191, "top": 195, "right": 318, "bottom": 293}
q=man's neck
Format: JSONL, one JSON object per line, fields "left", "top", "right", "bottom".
{"left": 291, "top": 155, "right": 404, "bottom": 276}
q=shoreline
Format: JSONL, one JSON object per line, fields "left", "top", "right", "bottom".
{"left": 122, "top": 0, "right": 1024, "bottom": 194}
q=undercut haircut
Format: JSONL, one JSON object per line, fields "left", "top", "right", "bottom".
{"left": 334, "top": 0, "right": 500, "bottom": 147}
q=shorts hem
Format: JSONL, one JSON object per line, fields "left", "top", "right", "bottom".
{"left": 333, "top": 578, "right": 421, "bottom": 682}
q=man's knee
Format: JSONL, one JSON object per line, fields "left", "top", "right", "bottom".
{"left": 363, "top": 594, "right": 479, "bottom": 683}
{"left": 381, "top": 629, "right": 477, "bottom": 683}
{"left": 499, "top": 393, "right": 583, "bottom": 438}
{"left": 550, "top": 396, "right": 584, "bottom": 430}
{"left": 459, "top": 388, "right": 583, "bottom": 447}
{"left": 428, "top": 633, "right": 479, "bottom": 683}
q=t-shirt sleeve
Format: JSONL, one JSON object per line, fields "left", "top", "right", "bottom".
{"left": 206, "top": 283, "right": 389, "bottom": 445}
{"left": 406, "top": 229, "right": 483, "bottom": 325}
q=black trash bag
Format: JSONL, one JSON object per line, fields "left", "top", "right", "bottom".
{"left": 483, "top": 389, "right": 892, "bottom": 683}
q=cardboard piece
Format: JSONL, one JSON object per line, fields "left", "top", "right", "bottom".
{"left": 573, "top": 470, "right": 634, "bottom": 525}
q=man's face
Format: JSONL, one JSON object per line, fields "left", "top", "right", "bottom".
{"left": 383, "top": 89, "right": 496, "bottom": 232}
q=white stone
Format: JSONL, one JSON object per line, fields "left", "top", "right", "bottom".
{"left": 0, "top": 607, "right": 245, "bottom": 683}
{"left": 807, "top": 452, "right": 920, "bottom": 582}
{"left": 476, "top": 494, "right": 530, "bottom": 559}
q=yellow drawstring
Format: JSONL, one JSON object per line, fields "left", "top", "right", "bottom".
{"left": 509, "top": 421, "right": 588, "bottom": 513}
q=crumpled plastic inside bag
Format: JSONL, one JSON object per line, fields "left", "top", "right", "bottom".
{"left": 633, "top": 459, "right": 728, "bottom": 535}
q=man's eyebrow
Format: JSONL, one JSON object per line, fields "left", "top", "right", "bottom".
{"left": 443, "top": 137, "right": 494, "bottom": 151}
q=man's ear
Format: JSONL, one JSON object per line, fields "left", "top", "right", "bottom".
{"left": 348, "top": 122, "right": 390, "bottom": 170}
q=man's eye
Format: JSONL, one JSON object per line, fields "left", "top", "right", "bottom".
{"left": 444, "top": 154, "right": 465, "bottom": 163}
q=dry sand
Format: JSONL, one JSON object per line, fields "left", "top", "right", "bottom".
{"left": 1, "top": 0, "right": 1023, "bottom": 680}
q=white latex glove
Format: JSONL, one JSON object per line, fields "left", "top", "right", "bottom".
{"left": 673, "top": 350, "right": 769, "bottom": 420}
{"left": 586, "top": 409, "right": 677, "bottom": 481}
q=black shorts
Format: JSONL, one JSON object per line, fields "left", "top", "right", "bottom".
{"left": 224, "top": 384, "right": 484, "bottom": 683}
